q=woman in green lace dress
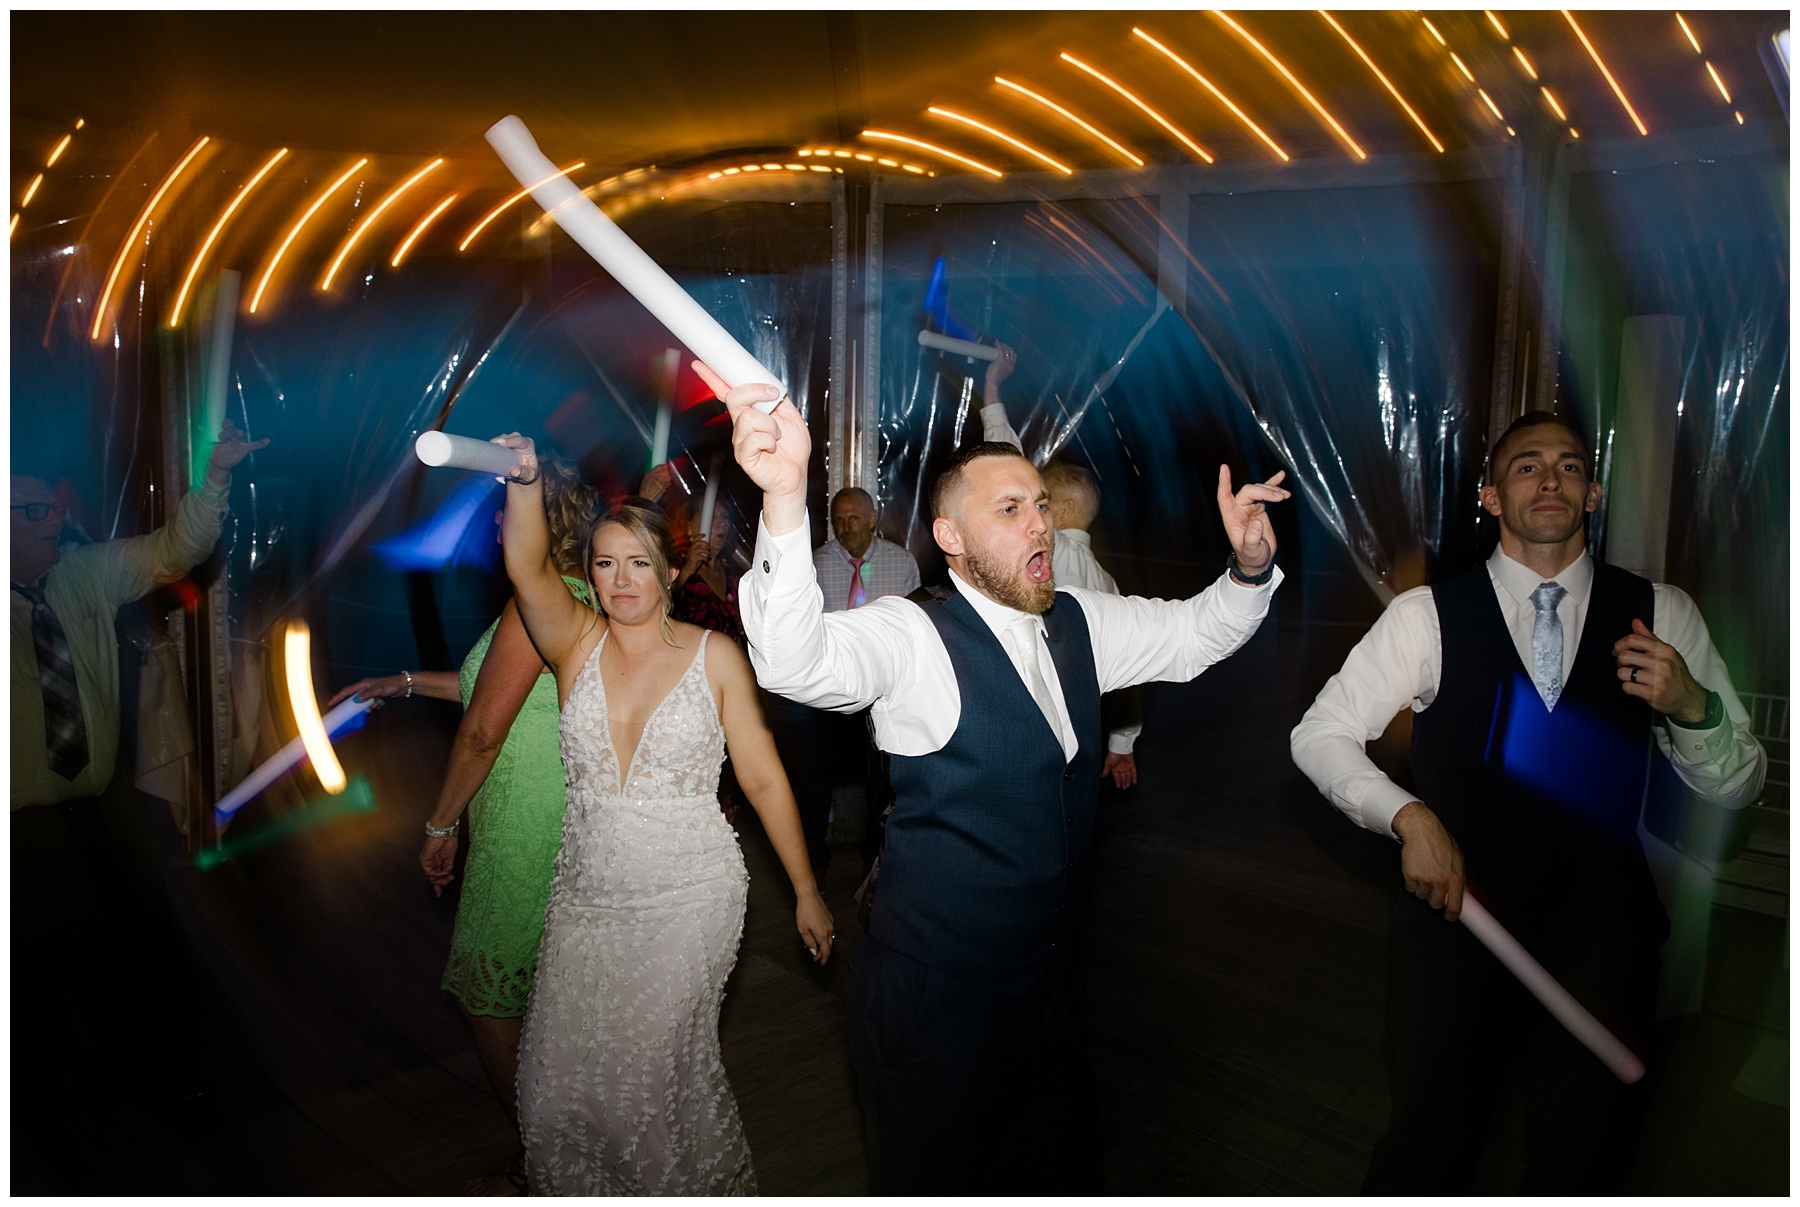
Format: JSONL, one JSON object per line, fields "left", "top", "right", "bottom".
{"left": 330, "top": 458, "right": 595, "bottom": 1177}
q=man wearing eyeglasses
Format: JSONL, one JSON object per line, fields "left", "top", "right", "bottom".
{"left": 11, "top": 420, "right": 266, "bottom": 809}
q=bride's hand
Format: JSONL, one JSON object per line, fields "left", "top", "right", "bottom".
{"left": 796, "top": 890, "right": 834, "bottom": 964}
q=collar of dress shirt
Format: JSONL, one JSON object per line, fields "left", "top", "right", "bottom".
{"left": 828, "top": 535, "right": 883, "bottom": 564}
{"left": 947, "top": 567, "right": 1042, "bottom": 643}
{"left": 1056, "top": 528, "right": 1092, "bottom": 551}
{"left": 1487, "top": 544, "right": 1593, "bottom": 610}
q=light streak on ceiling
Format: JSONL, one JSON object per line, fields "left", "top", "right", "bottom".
{"left": 1705, "top": 61, "right": 1732, "bottom": 103}
{"left": 169, "top": 146, "right": 288, "bottom": 328}
{"left": 20, "top": 175, "right": 43, "bottom": 207}
{"left": 248, "top": 156, "right": 366, "bottom": 314}
{"left": 1317, "top": 12, "right": 1444, "bottom": 153}
{"left": 91, "top": 135, "right": 211, "bottom": 341}
{"left": 994, "top": 76, "right": 1144, "bottom": 166}
{"left": 861, "top": 130, "right": 1003, "bottom": 177}
{"left": 1676, "top": 13, "right": 1703, "bottom": 54}
{"left": 45, "top": 134, "right": 72, "bottom": 167}
{"left": 1563, "top": 10, "right": 1649, "bottom": 135}
{"left": 1210, "top": 11, "right": 1366, "bottom": 160}
{"left": 1059, "top": 52, "right": 1214, "bottom": 163}
{"left": 391, "top": 192, "right": 460, "bottom": 266}
{"left": 320, "top": 157, "right": 443, "bottom": 291}
{"left": 459, "top": 160, "right": 584, "bottom": 252}
{"left": 1513, "top": 47, "right": 1539, "bottom": 79}
{"left": 928, "top": 106, "right": 1072, "bottom": 174}
{"left": 1133, "top": 27, "right": 1288, "bottom": 162}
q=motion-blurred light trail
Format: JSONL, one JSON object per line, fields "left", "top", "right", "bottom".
{"left": 92, "top": 135, "right": 210, "bottom": 340}
{"left": 198, "top": 774, "right": 376, "bottom": 870}
{"left": 249, "top": 156, "right": 366, "bottom": 313}
{"left": 171, "top": 147, "right": 288, "bottom": 328}
{"left": 285, "top": 620, "right": 347, "bottom": 794}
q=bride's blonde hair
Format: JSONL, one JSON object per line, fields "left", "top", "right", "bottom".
{"left": 581, "top": 502, "right": 679, "bottom": 646}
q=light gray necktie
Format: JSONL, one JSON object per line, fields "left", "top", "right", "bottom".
{"left": 1004, "top": 616, "right": 1064, "bottom": 749}
{"left": 1530, "top": 582, "right": 1568, "bottom": 710}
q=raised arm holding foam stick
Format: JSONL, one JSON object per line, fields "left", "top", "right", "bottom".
{"left": 702, "top": 355, "right": 1289, "bottom": 1195}
{"left": 484, "top": 116, "right": 785, "bottom": 415}
{"left": 1292, "top": 412, "right": 1764, "bottom": 1194}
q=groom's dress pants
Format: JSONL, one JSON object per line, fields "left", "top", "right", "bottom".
{"left": 845, "top": 934, "right": 1103, "bottom": 1194}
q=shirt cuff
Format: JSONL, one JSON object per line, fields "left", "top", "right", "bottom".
{"left": 1661, "top": 711, "right": 1735, "bottom": 766}
{"left": 1106, "top": 727, "right": 1139, "bottom": 755}
{"left": 1360, "top": 778, "right": 1420, "bottom": 841}
{"left": 1217, "top": 564, "right": 1284, "bottom": 618}
{"left": 753, "top": 509, "right": 814, "bottom": 582}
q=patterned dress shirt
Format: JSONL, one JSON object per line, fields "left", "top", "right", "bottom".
{"left": 813, "top": 535, "right": 920, "bottom": 614}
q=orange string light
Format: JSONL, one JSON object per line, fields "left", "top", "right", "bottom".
{"left": 249, "top": 157, "right": 367, "bottom": 314}
{"left": 170, "top": 147, "right": 289, "bottom": 328}
{"left": 91, "top": 136, "right": 211, "bottom": 341}
{"left": 1060, "top": 52, "right": 1214, "bottom": 164}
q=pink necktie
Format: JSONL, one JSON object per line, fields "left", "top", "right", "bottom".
{"left": 848, "top": 555, "right": 867, "bottom": 609}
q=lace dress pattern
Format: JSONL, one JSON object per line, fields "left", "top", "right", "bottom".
{"left": 518, "top": 629, "right": 756, "bottom": 1196}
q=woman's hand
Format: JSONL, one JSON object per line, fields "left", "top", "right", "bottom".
{"left": 420, "top": 833, "right": 459, "bottom": 896}
{"left": 796, "top": 889, "right": 835, "bottom": 964}
{"left": 684, "top": 538, "right": 715, "bottom": 574}
{"left": 492, "top": 432, "right": 538, "bottom": 484}
{"left": 328, "top": 674, "right": 408, "bottom": 709}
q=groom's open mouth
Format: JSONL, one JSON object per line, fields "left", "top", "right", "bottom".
{"left": 1026, "top": 548, "right": 1051, "bottom": 584}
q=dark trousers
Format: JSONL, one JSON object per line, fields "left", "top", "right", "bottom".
{"left": 1363, "top": 890, "right": 1657, "bottom": 1194}
{"left": 845, "top": 935, "right": 1103, "bottom": 1195}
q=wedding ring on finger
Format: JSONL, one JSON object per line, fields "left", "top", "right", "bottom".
{"left": 1631, "top": 667, "right": 1639, "bottom": 683}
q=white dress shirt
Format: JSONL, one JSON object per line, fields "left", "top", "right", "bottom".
{"left": 1291, "top": 547, "right": 1767, "bottom": 840}
{"left": 741, "top": 511, "right": 1280, "bottom": 763}
{"left": 1052, "top": 528, "right": 1118, "bottom": 595}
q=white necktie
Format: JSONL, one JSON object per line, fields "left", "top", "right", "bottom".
{"left": 1005, "top": 616, "right": 1064, "bottom": 749}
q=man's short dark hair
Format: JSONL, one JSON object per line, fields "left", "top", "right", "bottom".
{"left": 1485, "top": 411, "right": 1591, "bottom": 484}
{"left": 831, "top": 487, "right": 875, "bottom": 513}
{"left": 928, "top": 441, "right": 1033, "bottom": 520}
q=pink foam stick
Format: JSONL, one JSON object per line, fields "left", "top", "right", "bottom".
{"left": 1459, "top": 891, "right": 1646, "bottom": 1084}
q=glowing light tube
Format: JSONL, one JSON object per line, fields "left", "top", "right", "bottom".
{"left": 415, "top": 431, "right": 524, "bottom": 476}
{"left": 215, "top": 696, "right": 374, "bottom": 820}
{"left": 650, "top": 347, "right": 679, "bottom": 467}
{"left": 918, "top": 329, "right": 1000, "bottom": 361}
{"left": 1460, "top": 892, "right": 1646, "bottom": 1084}
{"left": 486, "top": 116, "right": 785, "bottom": 412}
{"left": 697, "top": 452, "right": 723, "bottom": 540}
{"left": 285, "top": 621, "right": 347, "bottom": 795}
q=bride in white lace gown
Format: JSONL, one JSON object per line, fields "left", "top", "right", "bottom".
{"left": 494, "top": 434, "right": 835, "bottom": 1195}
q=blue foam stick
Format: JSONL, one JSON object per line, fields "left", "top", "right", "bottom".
{"left": 924, "top": 257, "right": 980, "bottom": 342}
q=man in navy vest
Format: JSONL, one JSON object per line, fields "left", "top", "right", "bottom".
{"left": 1292, "top": 411, "right": 1765, "bottom": 1192}
{"left": 704, "top": 366, "right": 1289, "bottom": 1192}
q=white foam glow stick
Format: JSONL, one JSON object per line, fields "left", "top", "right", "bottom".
{"left": 485, "top": 116, "right": 785, "bottom": 413}
{"left": 1460, "top": 891, "right": 1646, "bottom": 1084}
{"left": 918, "top": 329, "right": 1000, "bottom": 361}
{"left": 415, "top": 431, "right": 523, "bottom": 476}
{"left": 650, "top": 348, "right": 678, "bottom": 467}
{"left": 217, "top": 697, "right": 374, "bottom": 820}
{"left": 697, "top": 452, "right": 724, "bottom": 540}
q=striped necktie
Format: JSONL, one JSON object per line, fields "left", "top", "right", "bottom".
{"left": 14, "top": 582, "right": 88, "bottom": 780}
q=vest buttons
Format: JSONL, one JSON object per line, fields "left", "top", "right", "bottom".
{"left": 1062, "top": 768, "right": 1073, "bottom": 781}
{"left": 1065, "top": 815, "right": 1073, "bottom": 825}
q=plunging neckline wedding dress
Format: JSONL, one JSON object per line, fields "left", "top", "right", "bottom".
{"left": 517, "top": 628, "right": 756, "bottom": 1195}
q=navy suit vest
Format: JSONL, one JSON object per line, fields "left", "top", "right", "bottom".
{"left": 875, "top": 588, "right": 1104, "bottom": 996}
{"left": 1411, "top": 561, "right": 1668, "bottom": 964}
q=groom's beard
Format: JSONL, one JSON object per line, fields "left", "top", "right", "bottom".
{"left": 962, "top": 532, "right": 1055, "bottom": 615}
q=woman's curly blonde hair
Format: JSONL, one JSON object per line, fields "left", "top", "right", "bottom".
{"left": 538, "top": 454, "right": 600, "bottom": 576}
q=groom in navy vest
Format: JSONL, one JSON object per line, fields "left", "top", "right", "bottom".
{"left": 705, "top": 366, "right": 1290, "bottom": 1193}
